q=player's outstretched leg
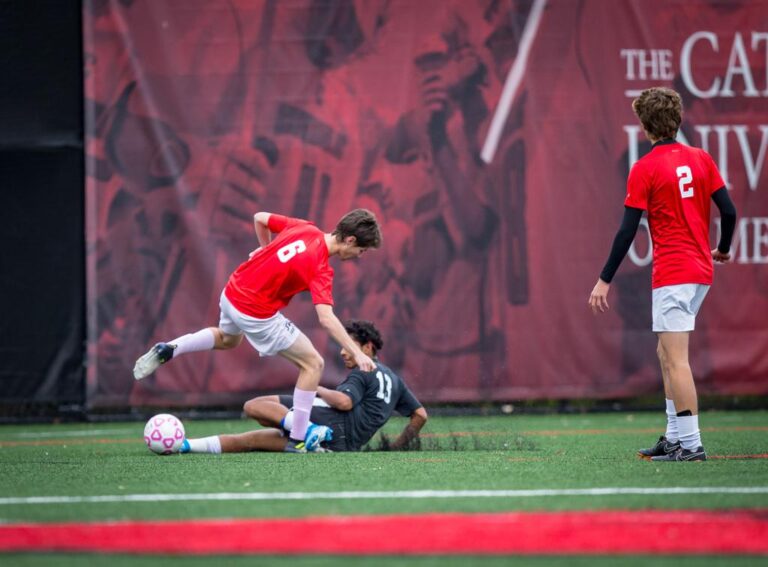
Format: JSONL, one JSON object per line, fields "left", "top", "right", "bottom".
{"left": 133, "top": 343, "right": 176, "bottom": 380}
{"left": 133, "top": 328, "right": 236, "bottom": 380}
{"left": 180, "top": 435, "right": 222, "bottom": 454}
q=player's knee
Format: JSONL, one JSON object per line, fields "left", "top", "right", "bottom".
{"left": 220, "top": 332, "right": 243, "bottom": 350}
{"left": 665, "top": 356, "right": 690, "bottom": 373}
{"left": 304, "top": 351, "right": 324, "bottom": 375}
{"left": 243, "top": 399, "right": 260, "bottom": 419}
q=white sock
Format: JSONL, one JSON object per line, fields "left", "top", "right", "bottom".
{"left": 170, "top": 329, "right": 215, "bottom": 356}
{"left": 186, "top": 435, "right": 222, "bottom": 454}
{"left": 280, "top": 409, "right": 316, "bottom": 434}
{"left": 290, "top": 388, "right": 316, "bottom": 441}
{"left": 677, "top": 415, "right": 701, "bottom": 450}
{"left": 665, "top": 399, "right": 679, "bottom": 443}
{"left": 281, "top": 409, "right": 294, "bottom": 431}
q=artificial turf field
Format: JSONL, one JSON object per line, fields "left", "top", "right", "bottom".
{"left": 0, "top": 410, "right": 766, "bottom": 565}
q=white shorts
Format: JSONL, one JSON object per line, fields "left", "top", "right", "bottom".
{"left": 652, "top": 284, "right": 710, "bottom": 333}
{"left": 218, "top": 292, "right": 300, "bottom": 356}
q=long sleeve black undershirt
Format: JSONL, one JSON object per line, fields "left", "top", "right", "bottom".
{"left": 712, "top": 186, "right": 737, "bottom": 254}
{"left": 599, "top": 206, "right": 643, "bottom": 284}
{"left": 599, "top": 186, "right": 738, "bottom": 283}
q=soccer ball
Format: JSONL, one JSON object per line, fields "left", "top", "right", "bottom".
{"left": 143, "top": 413, "right": 185, "bottom": 455}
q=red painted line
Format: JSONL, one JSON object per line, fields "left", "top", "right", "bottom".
{"left": 421, "top": 425, "right": 768, "bottom": 439}
{"left": 1, "top": 510, "right": 767, "bottom": 555}
{"left": 0, "top": 438, "right": 135, "bottom": 448}
{"left": 710, "top": 454, "right": 768, "bottom": 460}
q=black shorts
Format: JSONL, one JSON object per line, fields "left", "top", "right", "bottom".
{"left": 279, "top": 395, "right": 351, "bottom": 451}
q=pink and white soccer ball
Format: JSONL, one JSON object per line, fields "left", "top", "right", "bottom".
{"left": 143, "top": 413, "right": 185, "bottom": 455}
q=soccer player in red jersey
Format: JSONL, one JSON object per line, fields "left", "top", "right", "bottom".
{"left": 588, "top": 87, "right": 736, "bottom": 462}
{"left": 133, "top": 209, "right": 382, "bottom": 453}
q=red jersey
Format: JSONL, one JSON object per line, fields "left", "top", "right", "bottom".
{"left": 625, "top": 141, "right": 725, "bottom": 289}
{"left": 224, "top": 215, "right": 334, "bottom": 318}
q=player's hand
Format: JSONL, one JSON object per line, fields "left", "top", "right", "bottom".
{"left": 355, "top": 351, "right": 376, "bottom": 372}
{"left": 712, "top": 248, "right": 731, "bottom": 263}
{"left": 588, "top": 278, "right": 611, "bottom": 314}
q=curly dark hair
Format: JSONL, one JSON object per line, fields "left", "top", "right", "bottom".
{"left": 632, "top": 87, "right": 682, "bottom": 141}
{"left": 344, "top": 319, "right": 383, "bottom": 354}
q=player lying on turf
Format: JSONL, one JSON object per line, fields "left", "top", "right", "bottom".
{"left": 589, "top": 87, "right": 737, "bottom": 462}
{"left": 133, "top": 209, "right": 381, "bottom": 453}
{"left": 181, "top": 320, "right": 428, "bottom": 453}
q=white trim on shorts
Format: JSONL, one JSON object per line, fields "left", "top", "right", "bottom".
{"left": 218, "top": 291, "right": 300, "bottom": 356}
{"left": 652, "top": 283, "right": 710, "bottom": 333}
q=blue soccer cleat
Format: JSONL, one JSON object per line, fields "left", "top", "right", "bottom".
{"left": 304, "top": 424, "right": 333, "bottom": 452}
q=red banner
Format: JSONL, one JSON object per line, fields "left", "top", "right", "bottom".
{"left": 84, "top": 0, "right": 768, "bottom": 407}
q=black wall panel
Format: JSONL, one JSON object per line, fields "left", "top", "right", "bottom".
{"left": 0, "top": 0, "right": 84, "bottom": 415}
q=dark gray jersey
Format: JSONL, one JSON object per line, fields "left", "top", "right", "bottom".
{"left": 336, "top": 361, "right": 422, "bottom": 451}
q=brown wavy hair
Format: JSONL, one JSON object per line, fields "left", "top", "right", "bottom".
{"left": 333, "top": 209, "right": 382, "bottom": 249}
{"left": 632, "top": 87, "right": 682, "bottom": 141}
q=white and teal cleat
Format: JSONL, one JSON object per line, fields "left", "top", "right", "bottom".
{"left": 304, "top": 424, "right": 333, "bottom": 452}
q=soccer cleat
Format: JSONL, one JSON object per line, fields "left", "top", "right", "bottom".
{"left": 283, "top": 439, "right": 307, "bottom": 453}
{"left": 133, "top": 343, "right": 176, "bottom": 380}
{"left": 637, "top": 435, "right": 680, "bottom": 459}
{"left": 651, "top": 446, "right": 707, "bottom": 462}
{"left": 304, "top": 424, "right": 333, "bottom": 452}
{"left": 179, "top": 439, "right": 190, "bottom": 454}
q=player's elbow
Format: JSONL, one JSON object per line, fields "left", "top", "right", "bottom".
{"left": 336, "top": 395, "right": 353, "bottom": 411}
{"left": 254, "top": 212, "right": 270, "bottom": 226}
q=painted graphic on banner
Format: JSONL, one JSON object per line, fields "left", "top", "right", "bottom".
{"left": 84, "top": 0, "right": 767, "bottom": 407}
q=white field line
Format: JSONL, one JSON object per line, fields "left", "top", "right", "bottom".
{"left": 1, "top": 487, "right": 767, "bottom": 506}
{"left": 480, "top": 0, "right": 548, "bottom": 164}
{"left": 3, "top": 429, "right": 131, "bottom": 440}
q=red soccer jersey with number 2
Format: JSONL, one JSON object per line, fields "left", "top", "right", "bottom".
{"left": 224, "top": 214, "right": 334, "bottom": 318}
{"left": 624, "top": 141, "right": 725, "bottom": 289}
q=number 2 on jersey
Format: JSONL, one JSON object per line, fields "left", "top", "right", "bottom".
{"left": 676, "top": 165, "right": 694, "bottom": 199}
{"left": 376, "top": 370, "right": 392, "bottom": 404}
{"left": 277, "top": 240, "right": 307, "bottom": 263}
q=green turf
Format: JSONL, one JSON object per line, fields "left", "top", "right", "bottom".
{"left": 1, "top": 411, "right": 767, "bottom": 563}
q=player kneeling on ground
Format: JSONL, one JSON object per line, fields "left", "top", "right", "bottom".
{"left": 181, "top": 320, "right": 427, "bottom": 453}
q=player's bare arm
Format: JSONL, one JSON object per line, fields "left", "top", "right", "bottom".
{"left": 390, "top": 407, "right": 428, "bottom": 450}
{"left": 316, "top": 386, "right": 353, "bottom": 411}
{"left": 315, "top": 304, "right": 375, "bottom": 372}
{"left": 253, "top": 211, "right": 272, "bottom": 248}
